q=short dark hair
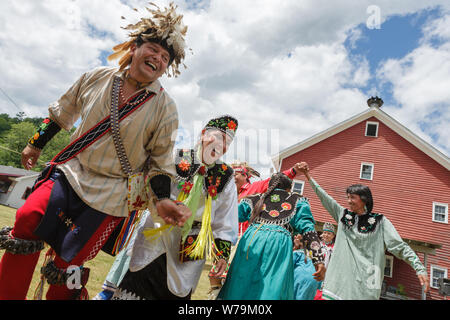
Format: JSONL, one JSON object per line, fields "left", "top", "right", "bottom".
{"left": 135, "top": 28, "right": 175, "bottom": 66}
{"left": 346, "top": 184, "right": 373, "bottom": 213}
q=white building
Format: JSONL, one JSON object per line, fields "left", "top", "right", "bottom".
{"left": 0, "top": 165, "right": 39, "bottom": 209}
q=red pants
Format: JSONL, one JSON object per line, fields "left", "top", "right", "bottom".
{"left": 0, "top": 177, "right": 122, "bottom": 300}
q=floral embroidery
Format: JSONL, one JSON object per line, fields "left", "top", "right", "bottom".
{"left": 205, "top": 116, "right": 238, "bottom": 133}
{"left": 281, "top": 202, "right": 292, "bottom": 210}
{"left": 270, "top": 194, "right": 281, "bottom": 203}
{"left": 269, "top": 210, "right": 280, "bottom": 218}
{"left": 204, "top": 162, "right": 233, "bottom": 196}
{"left": 215, "top": 239, "right": 231, "bottom": 260}
{"left": 187, "top": 236, "right": 195, "bottom": 245}
{"left": 341, "top": 210, "right": 383, "bottom": 233}
{"left": 208, "top": 185, "right": 218, "bottom": 199}
{"left": 227, "top": 120, "right": 237, "bottom": 131}
{"left": 181, "top": 181, "right": 193, "bottom": 194}
{"left": 178, "top": 159, "right": 191, "bottom": 172}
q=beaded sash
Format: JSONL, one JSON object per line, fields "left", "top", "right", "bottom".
{"left": 110, "top": 76, "right": 154, "bottom": 212}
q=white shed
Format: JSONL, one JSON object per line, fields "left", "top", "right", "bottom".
{"left": 0, "top": 165, "right": 40, "bottom": 209}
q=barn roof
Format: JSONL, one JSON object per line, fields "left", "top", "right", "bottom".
{"left": 272, "top": 106, "right": 450, "bottom": 171}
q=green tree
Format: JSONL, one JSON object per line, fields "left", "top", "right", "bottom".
{"left": 0, "top": 121, "right": 73, "bottom": 171}
{"left": 0, "top": 121, "right": 35, "bottom": 168}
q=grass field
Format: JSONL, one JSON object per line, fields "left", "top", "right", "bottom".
{"left": 0, "top": 205, "right": 211, "bottom": 300}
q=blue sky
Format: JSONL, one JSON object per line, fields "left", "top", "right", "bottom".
{"left": 346, "top": 7, "right": 444, "bottom": 107}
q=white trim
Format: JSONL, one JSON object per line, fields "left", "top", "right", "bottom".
{"left": 291, "top": 179, "right": 305, "bottom": 195}
{"left": 365, "top": 121, "right": 379, "bottom": 137}
{"left": 432, "top": 202, "right": 448, "bottom": 224}
{"left": 272, "top": 107, "right": 450, "bottom": 171}
{"left": 430, "top": 265, "right": 447, "bottom": 289}
{"left": 322, "top": 289, "right": 342, "bottom": 300}
{"left": 384, "top": 255, "right": 394, "bottom": 278}
{"left": 360, "top": 162, "right": 374, "bottom": 180}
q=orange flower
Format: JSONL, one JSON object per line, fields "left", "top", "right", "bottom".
{"left": 227, "top": 120, "right": 237, "bottom": 131}
{"left": 179, "top": 159, "right": 191, "bottom": 171}
{"left": 222, "top": 164, "right": 228, "bottom": 171}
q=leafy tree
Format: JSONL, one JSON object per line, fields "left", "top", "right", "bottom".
{"left": 0, "top": 122, "right": 35, "bottom": 168}
{"left": 0, "top": 121, "right": 73, "bottom": 171}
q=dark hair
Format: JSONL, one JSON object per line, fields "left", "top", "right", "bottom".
{"left": 346, "top": 184, "right": 373, "bottom": 213}
{"left": 135, "top": 28, "right": 175, "bottom": 66}
{"left": 249, "top": 173, "right": 293, "bottom": 223}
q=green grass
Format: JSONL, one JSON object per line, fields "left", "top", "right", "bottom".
{"left": 0, "top": 205, "right": 210, "bottom": 300}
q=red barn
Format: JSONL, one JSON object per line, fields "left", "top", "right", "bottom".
{"left": 272, "top": 98, "right": 449, "bottom": 300}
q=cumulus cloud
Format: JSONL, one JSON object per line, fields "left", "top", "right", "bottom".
{"left": 377, "top": 11, "right": 450, "bottom": 154}
{"left": 0, "top": 0, "right": 449, "bottom": 177}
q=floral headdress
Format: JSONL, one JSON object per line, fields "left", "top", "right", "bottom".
{"left": 108, "top": 2, "right": 188, "bottom": 78}
{"left": 203, "top": 115, "right": 239, "bottom": 140}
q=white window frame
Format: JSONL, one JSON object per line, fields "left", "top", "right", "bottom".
{"left": 365, "top": 121, "right": 379, "bottom": 137}
{"left": 384, "top": 255, "right": 394, "bottom": 278}
{"left": 291, "top": 179, "right": 305, "bottom": 195}
{"left": 432, "top": 202, "right": 448, "bottom": 224}
{"left": 360, "top": 162, "right": 374, "bottom": 180}
{"left": 430, "top": 265, "right": 447, "bottom": 289}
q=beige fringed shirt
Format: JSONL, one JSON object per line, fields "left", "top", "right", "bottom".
{"left": 48, "top": 67, "right": 178, "bottom": 217}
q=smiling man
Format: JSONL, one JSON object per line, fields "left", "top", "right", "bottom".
{"left": 0, "top": 3, "right": 191, "bottom": 300}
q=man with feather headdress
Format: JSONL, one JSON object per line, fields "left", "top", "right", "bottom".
{"left": 0, "top": 2, "right": 191, "bottom": 300}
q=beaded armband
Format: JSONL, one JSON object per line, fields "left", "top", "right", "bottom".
{"left": 28, "top": 118, "right": 62, "bottom": 150}
{"left": 214, "top": 238, "right": 231, "bottom": 261}
{"left": 302, "top": 230, "right": 325, "bottom": 265}
{"left": 0, "top": 226, "right": 45, "bottom": 255}
{"left": 149, "top": 173, "right": 172, "bottom": 201}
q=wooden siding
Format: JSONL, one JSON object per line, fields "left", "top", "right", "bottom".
{"left": 281, "top": 116, "right": 450, "bottom": 300}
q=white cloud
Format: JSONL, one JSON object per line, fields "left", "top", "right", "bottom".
{"left": 0, "top": 0, "right": 449, "bottom": 177}
{"left": 377, "top": 13, "right": 450, "bottom": 154}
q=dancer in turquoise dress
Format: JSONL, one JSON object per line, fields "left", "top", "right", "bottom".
{"left": 218, "top": 173, "right": 325, "bottom": 300}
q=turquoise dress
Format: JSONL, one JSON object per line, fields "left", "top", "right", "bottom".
{"left": 293, "top": 250, "right": 321, "bottom": 300}
{"left": 218, "top": 191, "right": 321, "bottom": 300}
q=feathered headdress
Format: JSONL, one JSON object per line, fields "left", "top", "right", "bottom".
{"left": 108, "top": 2, "right": 188, "bottom": 78}
{"left": 231, "top": 160, "right": 261, "bottom": 179}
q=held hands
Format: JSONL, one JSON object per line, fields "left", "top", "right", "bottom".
{"left": 313, "top": 263, "right": 326, "bottom": 281}
{"left": 210, "top": 258, "right": 227, "bottom": 278}
{"left": 21, "top": 145, "right": 41, "bottom": 170}
{"left": 294, "top": 162, "right": 311, "bottom": 180}
{"left": 155, "top": 199, "right": 192, "bottom": 227}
